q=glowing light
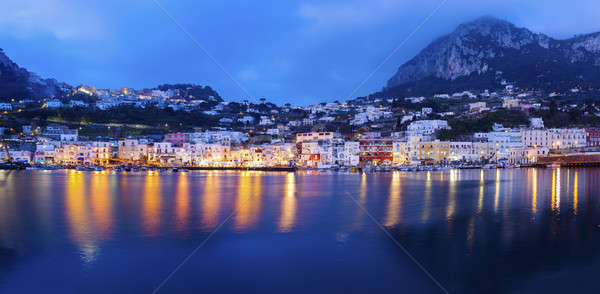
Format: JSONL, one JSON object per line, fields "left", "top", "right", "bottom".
{"left": 234, "top": 172, "right": 262, "bottom": 232}
{"left": 556, "top": 168, "right": 560, "bottom": 212}
{"left": 91, "top": 172, "right": 112, "bottom": 239}
{"left": 447, "top": 170, "right": 457, "bottom": 220}
{"left": 201, "top": 171, "right": 221, "bottom": 230}
{"left": 278, "top": 173, "right": 297, "bottom": 232}
{"left": 532, "top": 169, "right": 537, "bottom": 215}
{"left": 175, "top": 172, "right": 190, "bottom": 232}
{"left": 384, "top": 171, "right": 402, "bottom": 227}
{"left": 65, "top": 170, "right": 98, "bottom": 263}
{"left": 478, "top": 169, "right": 484, "bottom": 213}
{"left": 422, "top": 171, "right": 432, "bottom": 223}
{"left": 573, "top": 171, "right": 578, "bottom": 215}
{"left": 494, "top": 169, "right": 500, "bottom": 212}
{"left": 142, "top": 171, "right": 161, "bottom": 236}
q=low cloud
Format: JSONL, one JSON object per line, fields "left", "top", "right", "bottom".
{"left": 0, "top": 0, "right": 107, "bottom": 40}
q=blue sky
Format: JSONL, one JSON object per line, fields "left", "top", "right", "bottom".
{"left": 1, "top": 0, "right": 599, "bottom": 105}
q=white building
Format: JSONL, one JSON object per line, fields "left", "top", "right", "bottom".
{"left": 469, "top": 102, "right": 488, "bottom": 113}
{"left": 529, "top": 117, "right": 544, "bottom": 129}
{"left": 259, "top": 116, "right": 274, "bottom": 125}
{"left": 117, "top": 139, "right": 148, "bottom": 162}
{"left": 238, "top": 116, "right": 254, "bottom": 124}
{"left": 406, "top": 120, "right": 450, "bottom": 137}
{"left": 520, "top": 128, "right": 586, "bottom": 150}
{"left": 295, "top": 132, "right": 337, "bottom": 144}
{"left": 45, "top": 100, "right": 63, "bottom": 109}
{"left": 8, "top": 150, "right": 31, "bottom": 163}
{"left": 0, "top": 103, "right": 12, "bottom": 111}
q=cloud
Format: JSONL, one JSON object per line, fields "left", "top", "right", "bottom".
{"left": 0, "top": 0, "right": 107, "bottom": 40}
{"left": 298, "top": 0, "right": 429, "bottom": 31}
{"left": 239, "top": 68, "right": 260, "bottom": 81}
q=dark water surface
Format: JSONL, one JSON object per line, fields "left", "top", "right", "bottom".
{"left": 1, "top": 168, "right": 600, "bottom": 293}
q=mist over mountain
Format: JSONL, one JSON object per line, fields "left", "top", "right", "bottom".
{"left": 0, "top": 48, "right": 71, "bottom": 100}
{"left": 383, "top": 16, "right": 600, "bottom": 96}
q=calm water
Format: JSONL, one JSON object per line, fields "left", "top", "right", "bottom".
{"left": 1, "top": 168, "right": 600, "bottom": 293}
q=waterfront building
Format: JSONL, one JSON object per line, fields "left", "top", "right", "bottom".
{"left": 449, "top": 142, "right": 475, "bottom": 162}
{"left": 586, "top": 129, "right": 600, "bottom": 147}
{"left": 415, "top": 141, "right": 450, "bottom": 164}
{"left": 90, "top": 141, "right": 112, "bottom": 165}
{"left": 297, "top": 141, "right": 331, "bottom": 168}
{"left": 359, "top": 137, "right": 393, "bottom": 166}
{"left": 392, "top": 140, "right": 410, "bottom": 165}
{"left": 148, "top": 142, "right": 176, "bottom": 164}
{"left": 520, "top": 128, "right": 586, "bottom": 149}
{"left": 164, "top": 132, "right": 190, "bottom": 147}
{"left": 117, "top": 139, "right": 148, "bottom": 163}
{"left": 54, "top": 144, "right": 92, "bottom": 165}
{"left": 8, "top": 150, "right": 31, "bottom": 163}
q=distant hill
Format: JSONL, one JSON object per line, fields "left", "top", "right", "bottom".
{"left": 382, "top": 16, "right": 600, "bottom": 97}
{"left": 157, "top": 84, "right": 222, "bottom": 102}
{"left": 0, "top": 48, "right": 70, "bottom": 100}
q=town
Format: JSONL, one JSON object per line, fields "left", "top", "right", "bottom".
{"left": 1, "top": 83, "right": 599, "bottom": 170}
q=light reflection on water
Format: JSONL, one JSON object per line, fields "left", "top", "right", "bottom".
{"left": 1, "top": 168, "right": 600, "bottom": 293}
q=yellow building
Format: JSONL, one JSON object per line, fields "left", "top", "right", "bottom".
{"left": 416, "top": 141, "right": 450, "bottom": 164}
{"left": 393, "top": 140, "right": 451, "bottom": 165}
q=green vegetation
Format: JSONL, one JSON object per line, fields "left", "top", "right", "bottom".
{"left": 4, "top": 105, "right": 219, "bottom": 136}
{"left": 437, "top": 109, "right": 529, "bottom": 140}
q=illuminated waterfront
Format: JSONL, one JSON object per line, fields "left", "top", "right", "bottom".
{"left": 1, "top": 168, "right": 600, "bottom": 292}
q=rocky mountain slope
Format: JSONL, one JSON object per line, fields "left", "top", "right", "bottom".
{"left": 384, "top": 16, "right": 600, "bottom": 96}
{"left": 0, "top": 48, "right": 70, "bottom": 100}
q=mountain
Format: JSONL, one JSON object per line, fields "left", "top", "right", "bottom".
{"left": 384, "top": 16, "right": 600, "bottom": 96}
{"left": 0, "top": 48, "right": 70, "bottom": 100}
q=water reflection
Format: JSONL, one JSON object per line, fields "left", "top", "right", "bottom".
{"left": 278, "top": 173, "right": 297, "bottom": 232}
{"left": 90, "top": 172, "right": 112, "bottom": 239}
{"left": 551, "top": 168, "right": 562, "bottom": 213}
{"left": 201, "top": 171, "right": 221, "bottom": 230}
{"left": 494, "top": 169, "right": 500, "bottom": 212}
{"left": 234, "top": 172, "right": 262, "bottom": 232}
{"left": 532, "top": 169, "right": 537, "bottom": 215}
{"left": 421, "top": 171, "right": 432, "bottom": 223}
{"left": 65, "top": 171, "right": 97, "bottom": 263}
{"left": 142, "top": 171, "right": 161, "bottom": 236}
{"left": 6, "top": 169, "right": 600, "bottom": 293}
{"left": 446, "top": 170, "right": 457, "bottom": 221}
{"left": 573, "top": 171, "right": 578, "bottom": 215}
{"left": 175, "top": 173, "right": 190, "bottom": 232}
{"left": 478, "top": 169, "right": 484, "bottom": 213}
{"left": 0, "top": 172, "right": 19, "bottom": 248}
{"left": 384, "top": 171, "right": 402, "bottom": 227}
